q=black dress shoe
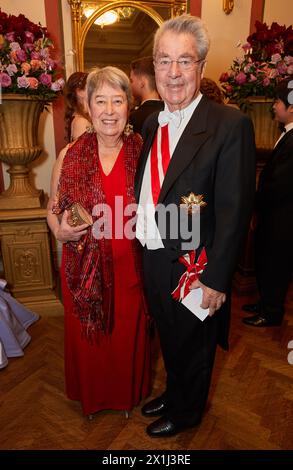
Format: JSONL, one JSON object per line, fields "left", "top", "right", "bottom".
{"left": 146, "top": 416, "right": 200, "bottom": 438}
{"left": 242, "top": 303, "right": 261, "bottom": 314}
{"left": 141, "top": 396, "right": 167, "bottom": 417}
{"left": 242, "top": 314, "right": 282, "bottom": 327}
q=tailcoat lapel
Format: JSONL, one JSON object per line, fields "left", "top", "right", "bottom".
{"left": 272, "top": 128, "right": 293, "bottom": 156}
{"left": 158, "top": 96, "right": 211, "bottom": 204}
{"left": 135, "top": 95, "right": 212, "bottom": 204}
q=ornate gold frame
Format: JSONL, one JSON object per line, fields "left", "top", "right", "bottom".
{"left": 67, "top": 1, "right": 187, "bottom": 70}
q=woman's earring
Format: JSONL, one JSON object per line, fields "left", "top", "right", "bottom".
{"left": 86, "top": 124, "right": 95, "bottom": 133}
{"left": 124, "top": 123, "right": 133, "bottom": 137}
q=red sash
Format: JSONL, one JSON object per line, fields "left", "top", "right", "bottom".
{"left": 150, "top": 124, "right": 170, "bottom": 206}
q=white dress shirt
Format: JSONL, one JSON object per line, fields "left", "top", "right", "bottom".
{"left": 136, "top": 93, "right": 203, "bottom": 249}
{"left": 274, "top": 122, "right": 293, "bottom": 148}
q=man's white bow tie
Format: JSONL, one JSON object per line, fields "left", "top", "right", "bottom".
{"left": 158, "top": 108, "right": 183, "bottom": 128}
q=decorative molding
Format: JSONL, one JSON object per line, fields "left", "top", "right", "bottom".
{"left": 173, "top": 1, "right": 187, "bottom": 17}
{"left": 15, "top": 250, "right": 39, "bottom": 280}
{"left": 223, "top": 0, "right": 234, "bottom": 15}
{"left": 68, "top": 0, "right": 83, "bottom": 21}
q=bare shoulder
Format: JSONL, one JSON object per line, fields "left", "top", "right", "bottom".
{"left": 58, "top": 144, "right": 70, "bottom": 160}
{"left": 71, "top": 115, "right": 91, "bottom": 140}
{"left": 74, "top": 115, "right": 90, "bottom": 125}
{"left": 51, "top": 145, "right": 71, "bottom": 185}
{"left": 55, "top": 144, "right": 71, "bottom": 168}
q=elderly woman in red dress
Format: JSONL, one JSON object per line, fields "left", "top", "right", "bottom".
{"left": 47, "top": 67, "right": 151, "bottom": 418}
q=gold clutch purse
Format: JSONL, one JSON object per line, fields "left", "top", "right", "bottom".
{"left": 68, "top": 203, "right": 93, "bottom": 227}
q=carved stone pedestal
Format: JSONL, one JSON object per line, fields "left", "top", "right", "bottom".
{"left": 0, "top": 206, "right": 63, "bottom": 315}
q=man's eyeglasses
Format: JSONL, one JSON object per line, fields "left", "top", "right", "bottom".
{"left": 154, "top": 58, "right": 204, "bottom": 71}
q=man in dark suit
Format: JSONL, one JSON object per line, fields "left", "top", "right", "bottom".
{"left": 135, "top": 14, "right": 256, "bottom": 437}
{"left": 243, "top": 79, "right": 293, "bottom": 327}
{"left": 129, "top": 56, "right": 164, "bottom": 135}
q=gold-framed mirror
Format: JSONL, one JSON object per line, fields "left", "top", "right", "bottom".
{"left": 68, "top": 1, "right": 188, "bottom": 72}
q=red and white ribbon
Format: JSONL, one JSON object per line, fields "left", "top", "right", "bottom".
{"left": 172, "top": 248, "right": 207, "bottom": 301}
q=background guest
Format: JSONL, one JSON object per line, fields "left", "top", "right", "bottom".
{"left": 129, "top": 56, "right": 164, "bottom": 135}
{"left": 63, "top": 71, "right": 91, "bottom": 142}
{"left": 243, "top": 79, "right": 293, "bottom": 327}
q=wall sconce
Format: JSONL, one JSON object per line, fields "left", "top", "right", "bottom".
{"left": 223, "top": 0, "right": 234, "bottom": 15}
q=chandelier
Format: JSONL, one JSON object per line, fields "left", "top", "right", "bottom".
{"left": 83, "top": 6, "right": 135, "bottom": 27}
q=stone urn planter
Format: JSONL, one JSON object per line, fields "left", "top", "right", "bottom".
{"left": 0, "top": 94, "right": 45, "bottom": 209}
{"left": 244, "top": 96, "right": 280, "bottom": 154}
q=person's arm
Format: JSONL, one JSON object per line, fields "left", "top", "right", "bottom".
{"left": 47, "top": 147, "right": 89, "bottom": 242}
{"left": 71, "top": 116, "right": 91, "bottom": 141}
{"left": 190, "top": 113, "right": 256, "bottom": 315}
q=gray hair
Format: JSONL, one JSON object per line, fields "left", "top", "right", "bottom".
{"left": 86, "top": 66, "right": 132, "bottom": 107}
{"left": 153, "top": 14, "right": 210, "bottom": 61}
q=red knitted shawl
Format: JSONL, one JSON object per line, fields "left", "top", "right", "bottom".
{"left": 54, "top": 130, "right": 144, "bottom": 337}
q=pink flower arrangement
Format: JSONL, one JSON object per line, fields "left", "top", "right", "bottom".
{"left": 0, "top": 9, "right": 64, "bottom": 101}
{"left": 219, "top": 21, "right": 293, "bottom": 107}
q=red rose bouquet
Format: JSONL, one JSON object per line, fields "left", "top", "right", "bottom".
{"left": 0, "top": 9, "right": 64, "bottom": 101}
{"left": 219, "top": 21, "right": 293, "bottom": 107}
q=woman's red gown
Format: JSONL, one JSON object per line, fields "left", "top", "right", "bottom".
{"left": 61, "top": 146, "right": 151, "bottom": 415}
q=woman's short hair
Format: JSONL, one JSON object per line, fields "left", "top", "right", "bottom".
{"left": 153, "top": 14, "right": 210, "bottom": 61}
{"left": 86, "top": 66, "right": 132, "bottom": 107}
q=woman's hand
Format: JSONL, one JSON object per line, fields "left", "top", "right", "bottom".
{"left": 54, "top": 210, "right": 89, "bottom": 242}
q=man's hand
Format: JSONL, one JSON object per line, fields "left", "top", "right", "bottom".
{"left": 189, "top": 279, "right": 226, "bottom": 316}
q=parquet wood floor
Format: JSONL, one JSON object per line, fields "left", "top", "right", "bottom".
{"left": 1, "top": 287, "right": 292, "bottom": 450}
